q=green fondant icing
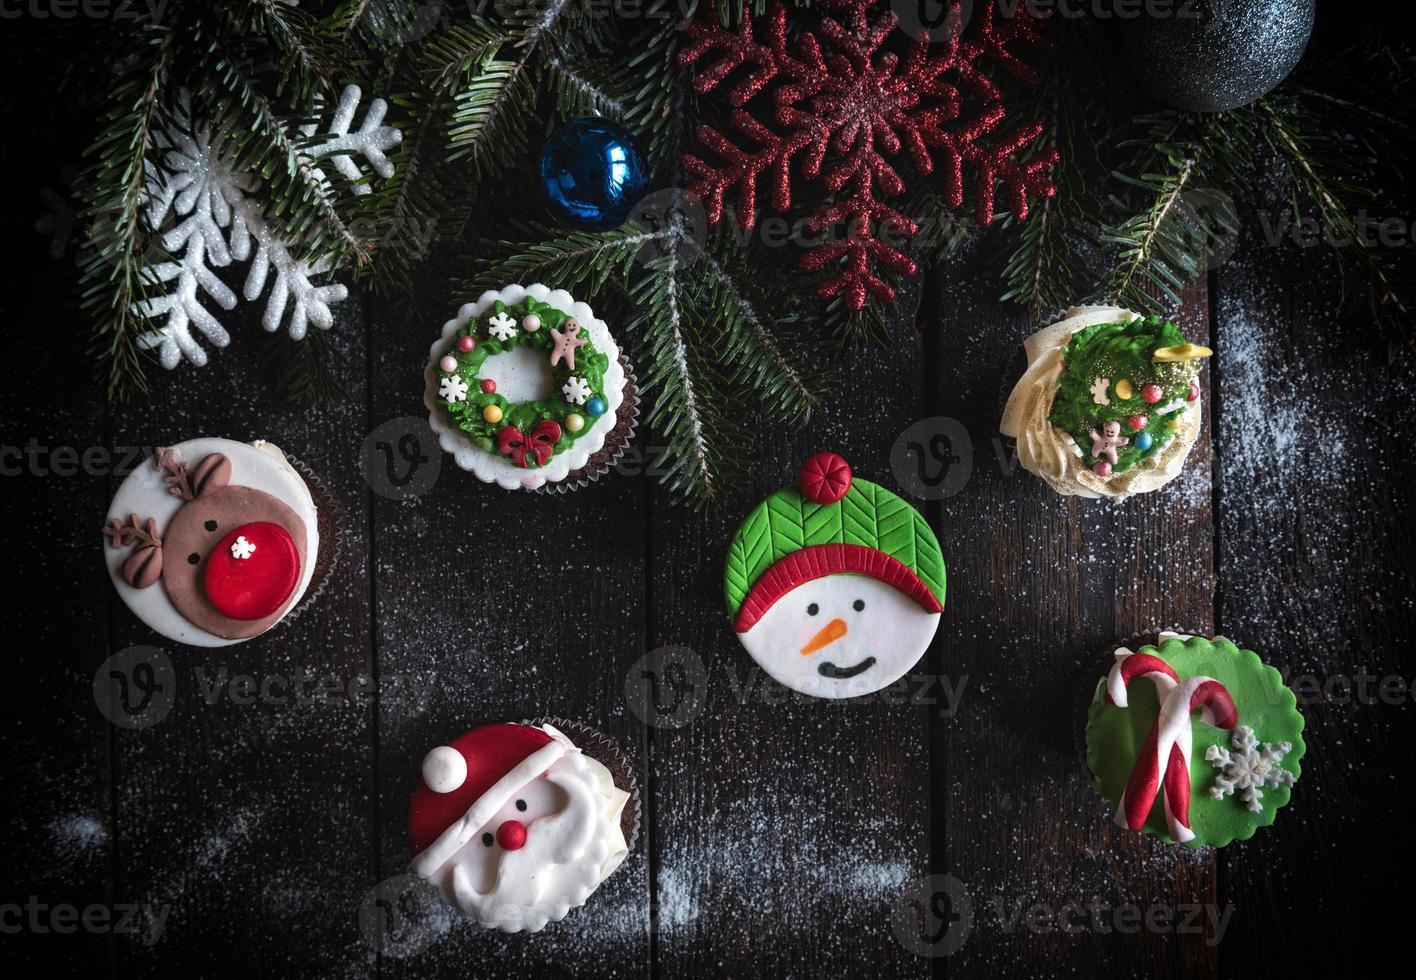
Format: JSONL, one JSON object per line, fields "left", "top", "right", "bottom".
{"left": 435, "top": 297, "right": 609, "bottom": 468}
{"left": 1085, "top": 636, "right": 1305, "bottom": 849}
{"left": 1048, "top": 315, "right": 1203, "bottom": 473}
{"left": 723, "top": 475, "right": 946, "bottom": 618}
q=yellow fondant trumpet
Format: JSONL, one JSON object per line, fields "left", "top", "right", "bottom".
{"left": 1152, "top": 343, "right": 1214, "bottom": 363}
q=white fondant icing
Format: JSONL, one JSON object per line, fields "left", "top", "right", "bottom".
{"left": 412, "top": 724, "right": 629, "bottom": 934}
{"left": 103, "top": 438, "right": 319, "bottom": 647}
{"left": 425, "top": 284, "right": 626, "bottom": 490}
{"left": 422, "top": 745, "right": 467, "bottom": 794}
{"left": 737, "top": 574, "right": 940, "bottom": 700}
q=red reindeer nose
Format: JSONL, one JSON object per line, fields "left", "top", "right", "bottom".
{"left": 495, "top": 820, "right": 527, "bottom": 851}
{"left": 204, "top": 522, "right": 300, "bottom": 620}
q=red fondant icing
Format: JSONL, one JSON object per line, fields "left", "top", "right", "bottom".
{"left": 408, "top": 723, "right": 555, "bottom": 856}
{"left": 203, "top": 522, "right": 300, "bottom": 621}
{"left": 798, "top": 452, "right": 852, "bottom": 504}
{"left": 733, "top": 542, "right": 942, "bottom": 632}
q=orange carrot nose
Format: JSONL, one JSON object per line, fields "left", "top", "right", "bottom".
{"left": 801, "top": 618, "right": 848, "bottom": 655}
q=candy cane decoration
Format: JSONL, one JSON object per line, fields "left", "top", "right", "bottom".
{"left": 1106, "top": 648, "right": 1239, "bottom": 843}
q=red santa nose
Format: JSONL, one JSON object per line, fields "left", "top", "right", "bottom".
{"left": 495, "top": 820, "right": 527, "bottom": 850}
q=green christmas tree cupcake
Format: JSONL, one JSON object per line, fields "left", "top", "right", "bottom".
{"left": 1085, "top": 633, "right": 1305, "bottom": 848}
{"left": 1001, "top": 306, "right": 1211, "bottom": 500}
{"left": 425, "top": 284, "right": 635, "bottom": 491}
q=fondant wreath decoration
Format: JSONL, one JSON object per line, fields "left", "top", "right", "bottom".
{"left": 435, "top": 297, "right": 610, "bottom": 468}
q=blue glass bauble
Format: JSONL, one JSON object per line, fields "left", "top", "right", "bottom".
{"left": 539, "top": 117, "right": 649, "bottom": 230}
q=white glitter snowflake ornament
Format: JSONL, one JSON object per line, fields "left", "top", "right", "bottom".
{"left": 133, "top": 86, "right": 401, "bottom": 369}
{"left": 439, "top": 375, "right": 469, "bottom": 403}
{"left": 1206, "top": 725, "right": 1297, "bottom": 813}
{"left": 562, "top": 376, "right": 591, "bottom": 405}
{"left": 487, "top": 311, "right": 517, "bottom": 341}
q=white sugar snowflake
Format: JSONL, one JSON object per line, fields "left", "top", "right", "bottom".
{"left": 487, "top": 311, "right": 517, "bottom": 341}
{"left": 1206, "top": 725, "right": 1297, "bottom": 813}
{"left": 439, "top": 375, "right": 470, "bottom": 402}
{"left": 230, "top": 535, "right": 257, "bottom": 560}
{"left": 562, "top": 376, "right": 591, "bottom": 405}
{"left": 133, "top": 86, "right": 401, "bottom": 368}
{"left": 1090, "top": 377, "right": 1111, "bottom": 406}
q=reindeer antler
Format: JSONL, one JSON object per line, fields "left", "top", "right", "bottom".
{"left": 154, "top": 446, "right": 195, "bottom": 501}
{"left": 102, "top": 514, "right": 162, "bottom": 549}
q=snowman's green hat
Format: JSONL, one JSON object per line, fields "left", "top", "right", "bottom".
{"left": 724, "top": 453, "right": 947, "bottom": 632}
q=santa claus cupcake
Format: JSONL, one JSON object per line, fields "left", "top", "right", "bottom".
{"left": 723, "top": 453, "right": 947, "bottom": 699}
{"left": 1000, "top": 306, "right": 1210, "bottom": 500}
{"left": 409, "top": 721, "right": 637, "bottom": 934}
{"left": 102, "top": 438, "right": 337, "bottom": 647}
{"left": 1085, "top": 633, "right": 1305, "bottom": 848}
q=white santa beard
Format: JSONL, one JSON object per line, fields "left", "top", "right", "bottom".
{"left": 434, "top": 752, "right": 617, "bottom": 933}
{"left": 737, "top": 574, "right": 940, "bottom": 699}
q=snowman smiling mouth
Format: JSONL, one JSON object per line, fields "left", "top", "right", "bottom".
{"left": 801, "top": 617, "right": 877, "bottom": 679}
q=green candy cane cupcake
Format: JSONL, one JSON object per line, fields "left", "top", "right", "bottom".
{"left": 1001, "top": 306, "right": 1211, "bottom": 500}
{"left": 1086, "top": 633, "right": 1305, "bottom": 848}
{"left": 426, "top": 284, "right": 634, "bottom": 491}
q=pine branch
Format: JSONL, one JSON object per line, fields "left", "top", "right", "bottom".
{"left": 1260, "top": 96, "right": 1414, "bottom": 348}
{"left": 1098, "top": 111, "right": 1252, "bottom": 313}
{"left": 78, "top": 27, "right": 174, "bottom": 399}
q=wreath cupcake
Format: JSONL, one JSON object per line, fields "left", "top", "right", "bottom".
{"left": 1000, "top": 306, "right": 1210, "bottom": 500}
{"left": 425, "top": 284, "right": 635, "bottom": 490}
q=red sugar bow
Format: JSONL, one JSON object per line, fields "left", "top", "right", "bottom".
{"left": 497, "top": 421, "right": 563, "bottom": 468}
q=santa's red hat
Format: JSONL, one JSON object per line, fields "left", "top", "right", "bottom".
{"left": 409, "top": 723, "right": 568, "bottom": 876}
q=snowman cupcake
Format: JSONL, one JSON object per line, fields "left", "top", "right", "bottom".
{"left": 1085, "top": 633, "right": 1305, "bottom": 848}
{"left": 409, "top": 721, "right": 636, "bottom": 933}
{"left": 724, "top": 453, "right": 947, "bottom": 699}
{"left": 425, "top": 283, "right": 636, "bottom": 491}
{"left": 1000, "top": 306, "right": 1210, "bottom": 500}
{"left": 102, "top": 438, "right": 334, "bottom": 647}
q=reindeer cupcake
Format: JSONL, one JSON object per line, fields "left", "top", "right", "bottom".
{"left": 103, "top": 438, "right": 330, "bottom": 646}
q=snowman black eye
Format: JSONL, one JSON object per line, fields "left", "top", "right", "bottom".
{"left": 853, "top": 599, "right": 865, "bottom": 612}
{"left": 187, "top": 552, "right": 200, "bottom": 565}
{"left": 481, "top": 832, "right": 494, "bottom": 847}
{"left": 515, "top": 799, "right": 527, "bottom": 812}
{"left": 204, "top": 520, "right": 218, "bottom": 532}
{"left": 807, "top": 603, "right": 819, "bottom": 616}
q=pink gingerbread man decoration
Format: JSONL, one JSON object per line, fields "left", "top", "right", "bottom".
{"left": 1088, "top": 419, "right": 1129, "bottom": 464}
{"left": 549, "top": 318, "right": 588, "bottom": 370}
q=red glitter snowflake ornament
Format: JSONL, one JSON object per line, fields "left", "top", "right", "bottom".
{"left": 679, "top": 0, "right": 1058, "bottom": 310}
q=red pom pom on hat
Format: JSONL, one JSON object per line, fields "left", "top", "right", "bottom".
{"left": 799, "top": 452, "right": 852, "bottom": 504}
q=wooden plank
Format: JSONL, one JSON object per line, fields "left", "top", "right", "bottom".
{"left": 930, "top": 257, "right": 1219, "bottom": 975}
{"left": 0, "top": 94, "right": 115, "bottom": 976}
{"left": 1212, "top": 219, "right": 1416, "bottom": 970}
{"left": 101, "top": 302, "right": 376, "bottom": 977}
{"left": 367, "top": 295, "right": 652, "bottom": 978}
{"left": 647, "top": 288, "right": 932, "bottom": 978}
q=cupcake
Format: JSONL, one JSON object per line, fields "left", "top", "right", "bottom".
{"left": 102, "top": 438, "right": 334, "bottom": 647}
{"left": 409, "top": 721, "right": 637, "bottom": 933}
{"left": 425, "top": 283, "right": 635, "bottom": 491}
{"left": 1000, "top": 306, "right": 1210, "bottom": 500}
{"left": 723, "top": 453, "right": 946, "bottom": 699}
{"left": 1085, "top": 633, "right": 1305, "bottom": 848}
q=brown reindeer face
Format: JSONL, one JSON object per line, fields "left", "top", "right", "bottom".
{"left": 103, "top": 447, "right": 309, "bottom": 641}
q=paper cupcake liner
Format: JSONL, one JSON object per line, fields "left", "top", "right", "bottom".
{"left": 524, "top": 717, "right": 641, "bottom": 855}
{"left": 532, "top": 354, "right": 641, "bottom": 496}
{"left": 277, "top": 452, "right": 343, "bottom": 629}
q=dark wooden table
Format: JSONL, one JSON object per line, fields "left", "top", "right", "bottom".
{"left": 4, "top": 134, "right": 1413, "bottom": 979}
